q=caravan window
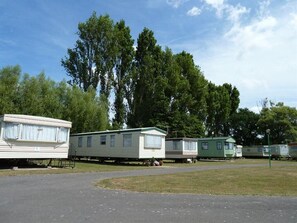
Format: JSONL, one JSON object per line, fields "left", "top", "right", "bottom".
{"left": 20, "top": 124, "right": 56, "bottom": 142}
{"left": 78, "top": 137, "right": 83, "bottom": 147}
{"left": 58, "top": 127, "right": 68, "bottom": 143}
{"left": 87, "top": 136, "right": 92, "bottom": 147}
{"left": 110, "top": 135, "right": 115, "bottom": 147}
{"left": 100, "top": 135, "right": 106, "bottom": 145}
{"left": 184, "top": 141, "right": 196, "bottom": 151}
{"left": 123, "top": 134, "right": 132, "bottom": 147}
{"left": 217, "top": 142, "right": 222, "bottom": 150}
{"left": 173, "top": 141, "right": 178, "bottom": 150}
{"left": 144, "top": 135, "right": 162, "bottom": 149}
{"left": 4, "top": 123, "right": 20, "bottom": 140}
{"left": 202, "top": 142, "right": 208, "bottom": 150}
{"left": 224, "top": 142, "right": 233, "bottom": 150}
{"left": 3, "top": 122, "right": 69, "bottom": 143}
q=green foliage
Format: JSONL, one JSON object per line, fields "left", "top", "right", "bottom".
{"left": 63, "top": 86, "right": 108, "bottom": 133}
{"left": 205, "top": 83, "right": 230, "bottom": 136}
{"left": 112, "top": 20, "right": 134, "bottom": 129}
{"left": 167, "top": 51, "right": 207, "bottom": 137}
{"left": 17, "top": 73, "right": 61, "bottom": 117}
{"left": 61, "top": 12, "right": 116, "bottom": 97}
{"left": 229, "top": 108, "right": 260, "bottom": 146}
{"left": 0, "top": 65, "right": 21, "bottom": 114}
{"left": 0, "top": 65, "right": 108, "bottom": 133}
{"left": 127, "top": 28, "right": 164, "bottom": 127}
{"left": 61, "top": 13, "right": 241, "bottom": 136}
{"left": 257, "top": 103, "right": 297, "bottom": 144}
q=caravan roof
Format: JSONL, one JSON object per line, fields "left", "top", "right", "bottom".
{"left": 1, "top": 114, "right": 72, "bottom": 128}
{"left": 71, "top": 127, "right": 167, "bottom": 136}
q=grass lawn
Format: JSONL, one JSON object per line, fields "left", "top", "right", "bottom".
{"left": 0, "top": 160, "right": 149, "bottom": 177}
{"left": 97, "top": 165, "right": 297, "bottom": 196}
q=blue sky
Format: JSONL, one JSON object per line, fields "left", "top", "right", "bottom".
{"left": 0, "top": 0, "right": 296, "bottom": 111}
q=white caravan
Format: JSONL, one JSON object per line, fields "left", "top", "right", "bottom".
{"left": 165, "top": 138, "right": 198, "bottom": 161}
{"left": 69, "top": 127, "right": 166, "bottom": 161}
{"left": 0, "top": 114, "right": 72, "bottom": 159}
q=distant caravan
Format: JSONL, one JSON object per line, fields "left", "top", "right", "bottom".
{"left": 0, "top": 114, "right": 72, "bottom": 159}
{"left": 288, "top": 142, "right": 297, "bottom": 160}
{"left": 165, "top": 138, "right": 198, "bottom": 162}
{"left": 197, "top": 137, "right": 236, "bottom": 160}
{"left": 234, "top": 145, "right": 243, "bottom": 158}
{"left": 242, "top": 146, "right": 270, "bottom": 158}
{"left": 242, "top": 144, "right": 289, "bottom": 159}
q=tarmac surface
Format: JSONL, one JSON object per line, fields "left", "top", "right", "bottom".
{"left": 0, "top": 164, "right": 297, "bottom": 223}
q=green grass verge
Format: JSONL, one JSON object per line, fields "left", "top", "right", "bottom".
{"left": 97, "top": 165, "right": 297, "bottom": 196}
{"left": 0, "top": 160, "right": 149, "bottom": 177}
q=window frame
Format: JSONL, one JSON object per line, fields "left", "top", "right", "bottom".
{"left": 172, "top": 141, "right": 179, "bottom": 150}
{"left": 184, "top": 141, "right": 196, "bottom": 151}
{"left": 3, "top": 122, "right": 69, "bottom": 143}
{"left": 87, "top": 136, "right": 92, "bottom": 147}
{"left": 144, "top": 134, "right": 162, "bottom": 149}
{"left": 123, "top": 134, "right": 132, "bottom": 148}
{"left": 78, "top": 137, "right": 83, "bottom": 148}
{"left": 110, "top": 135, "right": 115, "bottom": 147}
{"left": 217, "top": 142, "right": 222, "bottom": 150}
{"left": 100, "top": 135, "right": 107, "bottom": 145}
{"left": 202, "top": 142, "right": 208, "bottom": 150}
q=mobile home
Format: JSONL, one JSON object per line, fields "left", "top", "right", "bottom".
{"left": 288, "top": 142, "right": 297, "bottom": 159}
{"left": 69, "top": 127, "right": 166, "bottom": 161}
{"left": 197, "top": 137, "right": 236, "bottom": 159}
{"left": 0, "top": 114, "right": 72, "bottom": 159}
{"left": 165, "top": 138, "right": 198, "bottom": 161}
{"left": 234, "top": 145, "right": 243, "bottom": 158}
{"left": 242, "top": 146, "right": 270, "bottom": 158}
{"left": 269, "top": 144, "right": 289, "bottom": 159}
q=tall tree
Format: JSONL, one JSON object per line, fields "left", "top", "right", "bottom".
{"left": 0, "top": 65, "right": 21, "bottom": 114}
{"left": 229, "top": 108, "right": 260, "bottom": 146}
{"left": 64, "top": 87, "right": 108, "bottom": 133}
{"left": 18, "top": 73, "right": 47, "bottom": 116}
{"left": 257, "top": 103, "right": 297, "bottom": 144}
{"left": 205, "top": 83, "right": 231, "bottom": 136}
{"left": 112, "top": 20, "right": 134, "bottom": 129}
{"left": 167, "top": 51, "right": 207, "bottom": 137}
{"left": 61, "top": 12, "right": 116, "bottom": 97}
{"left": 222, "top": 83, "right": 240, "bottom": 114}
{"left": 127, "top": 28, "right": 163, "bottom": 127}
{"left": 221, "top": 83, "right": 240, "bottom": 135}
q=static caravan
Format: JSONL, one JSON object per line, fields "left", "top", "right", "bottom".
{"left": 165, "top": 138, "right": 198, "bottom": 161}
{"left": 197, "top": 137, "right": 236, "bottom": 159}
{"left": 269, "top": 144, "right": 289, "bottom": 159}
{"left": 69, "top": 127, "right": 166, "bottom": 161}
{"left": 234, "top": 145, "right": 243, "bottom": 158}
{"left": 242, "top": 146, "right": 269, "bottom": 158}
{"left": 0, "top": 114, "right": 72, "bottom": 159}
{"left": 288, "top": 142, "right": 297, "bottom": 159}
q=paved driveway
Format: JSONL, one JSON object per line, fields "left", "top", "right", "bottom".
{"left": 0, "top": 165, "right": 296, "bottom": 223}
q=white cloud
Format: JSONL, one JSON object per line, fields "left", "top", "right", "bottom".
{"left": 225, "top": 4, "right": 249, "bottom": 23}
{"left": 203, "top": 0, "right": 225, "bottom": 17}
{"left": 204, "top": 0, "right": 224, "bottom": 8}
{"left": 258, "top": 0, "right": 271, "bottom": 18}
{"left": 194, "top": 3, "right": 297, "bottom": 109}
{"left": 187, "top": 7, "right": 201, "bottom": 16}
{"left": 290, "top": 13, "right": 297, "bottom": 28}
{"left": 167, "top": 0, "right": 189, "bottom": 8}
{"left": 241, "top": 79, "right": 269, "bottom": 90}
{"left": 225, "top": 16, "right": 277, "bottom": 57}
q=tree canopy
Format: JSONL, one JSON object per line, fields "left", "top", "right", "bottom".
{"left": 60, "top": 13, "right": 242, "bottom": 137}
{"left": 2, "top": 13, "right": 295, "bottom": 145}
{"left": 0, "top": 66, "right": 108, "bottom": 133}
